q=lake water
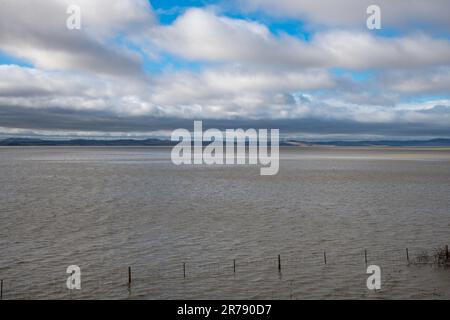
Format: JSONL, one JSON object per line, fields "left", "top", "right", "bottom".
{"left": 0, "top": 146, "right": 449, "bottom": 299}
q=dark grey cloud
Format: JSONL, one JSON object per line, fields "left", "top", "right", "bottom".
{"left": 1, "top": 105, "right": 450, "bottom": 138}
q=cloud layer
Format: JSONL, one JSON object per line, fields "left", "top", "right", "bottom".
{"left": 0, "top": 1, "right": 449, "bottom": 139}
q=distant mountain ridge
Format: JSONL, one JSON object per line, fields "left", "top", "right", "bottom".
{"left": 1, "top": 137, "right": 450, "bottom": 147}
{"left": 0, "top": 138, "right": 176, "bottom": 146}
{"left": 284, "top": 138, "right": 450, "bottom": 147}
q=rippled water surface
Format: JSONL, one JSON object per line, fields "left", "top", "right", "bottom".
{"left": 0, "top": 147, "right": 449, "bottom": 299}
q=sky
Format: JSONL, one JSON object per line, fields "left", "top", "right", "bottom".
{"left": 0, "top": 0, "right": 449, "bottom": 140}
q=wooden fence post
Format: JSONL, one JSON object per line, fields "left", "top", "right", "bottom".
{"left": 278, "top": 255, "right": 281, "bottom": 271}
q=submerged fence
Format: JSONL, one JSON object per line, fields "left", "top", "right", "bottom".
{"left": 1, "top": 245, "right": 449, "bottom": 299}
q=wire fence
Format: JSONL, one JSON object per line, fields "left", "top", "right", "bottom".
{"left": 1, "top": 245, "right": 448, "bottom": 299}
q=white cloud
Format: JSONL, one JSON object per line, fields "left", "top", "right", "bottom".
{"left": 0, "top": 0, "right": 154, "bottom": 75}
{"left": 383, "top": 68, "right": 450, "bottom": 94}
{"left": 0, "top": 65, "right": 152, "bottom": 114}
{"left": 239, "top": 0, "right": 450, "bottom": 29}
{"left": 1, "top": 64, "right": 449, "bottom": 129}
{"left": 149, "top": 9, "right": 450, "bottom": 70}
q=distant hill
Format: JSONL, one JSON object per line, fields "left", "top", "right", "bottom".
{"left": 1, "top": 137, "right": 450, "bottom": 147}
{"left": 284, "top": 138, "right": 450, "bottom": 147}
{"left": 0, "top": 138, "right": 176, "bottom": 146}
